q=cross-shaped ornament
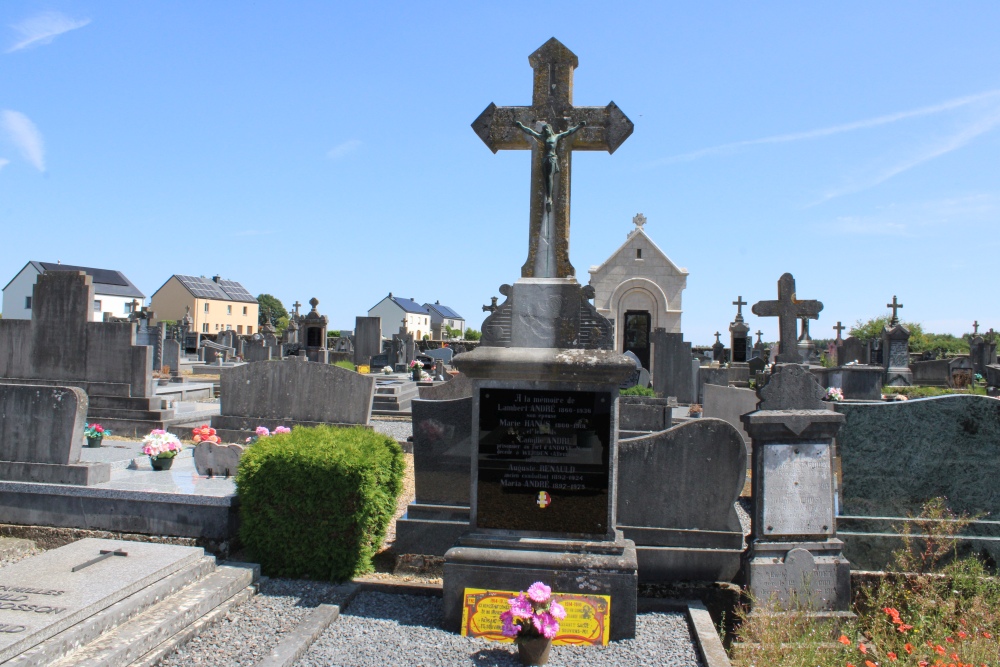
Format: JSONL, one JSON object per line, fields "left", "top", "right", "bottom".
{"left": 732, "top": 296, "right": 747, "bottom": 320}
{"left": 887, "top": 295, "right": 903, "bottom": 326}
{"left": 755, "top": 330, "right": 764, "bottom": 345}
{"left": 714, "top": 332, "right": 722, "bottom": 345}
{"left": 833, "top": 321, "right": 846, "bottom": 341}
{"left": 482, "top": 296, "right": 499, "bottom": 314}
{"left": 72, "top": 548, "right": 128, "bottom": 572}
{"left": 293, "top": 301, "right": 302, "bottom": 316}
{"left": 473, "top": 38, "right": 633, "bottom": 279}
{"left": 973, "top": 320, "right": 979, "bottom": 335}
{"left": 751, "top": 273, "right": 823, "bottom": 364}
{"left": 633, "top": 213, "right": 647, "bottom": 229}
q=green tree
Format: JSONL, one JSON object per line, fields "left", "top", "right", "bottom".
{"left": 257, "top": 294, "right": 288, "bottom": 326}
{"left": 849, "top": 316, "right": 923, "bottom": 342}
{"left": 464, "top": 328, "right": 482, "bottom": 341}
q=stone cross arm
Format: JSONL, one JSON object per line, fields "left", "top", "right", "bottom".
{"left": 472, "top": 102, "right": 633, "bottom": 154}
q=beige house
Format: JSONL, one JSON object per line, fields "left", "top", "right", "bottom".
{"left": 588, "top": 214, "right": 688, "bottom": 369}
{"left": 150, "top": 275, "right": 259, "bottom": 335}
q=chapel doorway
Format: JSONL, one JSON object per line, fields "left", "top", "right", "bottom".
{"left": 623, "top": 310, "right": 651, "bottom": 369}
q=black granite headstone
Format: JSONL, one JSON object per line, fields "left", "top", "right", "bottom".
{"left": 476, "top": 388, "right": 610, "bottom": 535}
{"left": 369, "top": 353, "right": 390, "bottom": 369}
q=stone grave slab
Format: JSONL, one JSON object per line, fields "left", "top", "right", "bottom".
{"left": 0, "top": 538, "right": 203, "bottom": 662}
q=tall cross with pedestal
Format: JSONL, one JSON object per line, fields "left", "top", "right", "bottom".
{"left": 751, "top": 273, "right": 823, "bottom": 364}
{"left": 714, "top": 332, "right": 722, "bottom": 344}
{"left": 755, "top": 330, "right": 764, "bottom": 345}
{"left": 473, "top": 38, "right": 633, "bottom": 279}
{"left": 833, "top": 321, "right": 846, "bottom": 342}
{"left": 733, "top": 296, "right": 747, "bottom": 321}
{"left": 293, "top": 301, "right": 302, "bottom": 317}
{"left": 973, "top": 320, "right": 979, "bottom": 335}
{"left": 887, "top": 295, "right": 903, "bottom": 326}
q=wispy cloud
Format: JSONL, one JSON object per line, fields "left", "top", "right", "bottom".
{"left": 1, "top": 110, "right": 45, "bottom": 171}
{"left": 832, "top": 194, "right": 998, "bottom": 237}
{"left": 326, "top": 140, "right": 361, "bottom": 160}
{"left": 652, "top": 89, "right": 1000, "bottom": 166}
{"left": 0, "top": 158, "right": 9, "bottom": 171}
{"left": 7, "top": 11, "right": 90, "bottom": 53}
{"left": 817, "top": 108, "right": 1000, "bottom": 202}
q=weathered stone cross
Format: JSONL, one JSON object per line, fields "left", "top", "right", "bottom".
{"left": 293, "top": 301, "right": 302, "bottom": 316}
{"left": 714, "top": 332, "right": 722, "bottom": 344}
{"left": 833, "top": 321, "right": 846, "bottom": 341}
{"left": 973, "top": 320, "right": 979, "bottom": 335}
{"left": 751, "top": 273, "right": 823, "bottom": 364}
{"left": 482, "top": 296, "right": 499, "bottom": 314}
{"left": 886, "top": 295, "right": 903, "bottom": 326}
{"left": 755, "top": 330, "right": 763, "bottom": 345}
{"left": 732, "top": 296, "right": 747, "bottom": 319}
{"left": 473, "top": 37, "right": 633, "bottom": 279}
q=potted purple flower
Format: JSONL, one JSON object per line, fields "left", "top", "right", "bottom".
{"left": 500, "top": 581, "right": 567, "bottom": 666}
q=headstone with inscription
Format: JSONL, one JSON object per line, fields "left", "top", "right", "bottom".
{"left": 743, "top": 273, "right": 851, "bottom": 612}
{"left": 729, "top": 296, "right": 751, "bottom": 364}
{"left": 881, "top": 296, "right": 913, "bottom": 386}
{"left": 443, "top": 38, "right": 638, "bottom": 641}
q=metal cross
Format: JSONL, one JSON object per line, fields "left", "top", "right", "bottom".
{"left": 973, "top": 320, "right": 979, "bottom": 335}
{"left": 732, "top": 296, "right": 747, "bottom": 318}
{"left": 714, "top": 332, "right": 722, "bottom": 344}
{"left": 755, "top": 330, "right": 764, "bottom": 345}
{"left": 887, "top": 295, "right": 903, "bottom": 326}
{"left": 72, "top": 548, "right": 128, "bottom": 572}
{"left": 482, "top": 296, "right": 499, "bottom": 314}
{"left": 751, "top": 273, "right": 823, "bottom": 364}
{"left": 473, "top": 38, "right": 633, "bottom": 279}
{"left": 833, "top": 321, "right": 846, "bottom": 341}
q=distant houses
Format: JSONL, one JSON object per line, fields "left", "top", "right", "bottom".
{"left": 150, "top": 274, "right": 259, "bottom": 335}
{"left": 368, "top": 293, "right": 464, "bottom": 340}
{"left": 2, "top": 261, "right": 145, "bottom": 322}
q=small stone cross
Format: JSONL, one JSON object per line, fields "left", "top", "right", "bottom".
{"left": 714, "top": 332, "right": 722, "bottom": 344}
{"left": 293, "top": 301, "right": 302, "bottom": 316}
{"left": 72, "top": 548, "right": 128, "bottom": 572}
{"left": 755, "top": 330, "right": 764, "bottom": 345}
{"left": 633, "top": 213, "right": 647, "bottom": 229}
{"left": 473, "top": 38, "right": 633, "bottom": 278}
{"left": 751, "top": 273, "right": 823, "bottom": 364}
{"left": 732, "top": 295, "right": 747, "bottom": 319}
{"left": 482, "top": 296, "right": 499, "bottom": 313}
{"left": 973, "top": 320, "right": 979, "bottom": 335}
{"left": 833, "top": 321, "right": 846, "bottom": 342}
{"left": 887, "top": 295, "right": 903, "bottom": 326}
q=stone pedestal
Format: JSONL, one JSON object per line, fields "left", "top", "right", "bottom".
{"left": 446, "top": 278, "right": 638, "bottom": 640}
{"left": 741, "top": 364, "right": 852, "bottom": 612}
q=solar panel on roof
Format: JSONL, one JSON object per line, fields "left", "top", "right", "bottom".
{"left": 39, "top": 263, "right": 129, "bottom": 287}
{"left": 219, "top": 280, "right": 255, "bottom": 302}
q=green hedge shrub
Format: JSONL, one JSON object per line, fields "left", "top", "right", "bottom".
{"left": 333, "top": 360, "right": 356, "bottom": 371}
{"left": 236, "top": 425, "right": 404, "bottom": 581}
{"left": 620, "top": 385, "right": 656, "bottom": 397}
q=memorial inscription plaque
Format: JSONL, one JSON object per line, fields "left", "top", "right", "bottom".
{"left": 477, "top": 388, "right": 611, "bottom": 535}
{"left": 761, "top": 443, "right": 834, "bottom": 536}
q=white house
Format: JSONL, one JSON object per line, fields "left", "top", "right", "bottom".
{"left": 424, "top": 301, "right": 465, "bottom": 334}
{"left": 2, "top": 261, "right": 146, "bottom": 322}
{"left": 588, "top": 214, "right": 688, "bottom": 369}
{"left": 368, "top": 293, "right": 431, "bottom": 340}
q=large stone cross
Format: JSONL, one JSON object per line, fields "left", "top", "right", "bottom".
{"left": 732, "top": 296, "right": 747, "bottom": 319}
{"left": 473, "top": 37, "right": 633, "bottom": 279}
{"left": 887, "top": 295, "right": 903, "bottom": 326}
{"left": 751, "top": 273, "right": 823, "bottom": 364}
{"left": 973, "top": 320, "right": 979, "bottom": 335}
{"left": 833, "top": 321, "right": 846, "bottom": 341}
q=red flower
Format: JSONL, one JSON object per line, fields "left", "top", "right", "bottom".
{"left": 865, "top": 661, "right": 877, "bottom": 667}
{"left": 957, "top": 631, "right": 967, "bottom": 639}
{"left": 946, "top": 637, "right": 955, "bottom": 644}
{"left": 839, "top": 635, "right": 851, "bottom": 645}
{"left": 983, "top": 632, "right": 993, "bottom": 639}
{"left": 905, "top": 643, "right": 914, "bottom": 654}
{"left": 898, "top": 624, "right": 914, "bottom": 632}
{"left": 95, "top": 425, "right": 104, "bottom": 433}
{"left": 936, "top": 645, "right": 947, "bottom": 655}
{"left": 859, "top": 643, "right": 868, "bottom": 654}
{"left": 888, "top": 652, "right": 897, "bottom": 661}
{"left": 950, "top": 654, "right": 959, "bottom": 662}
{"left": 918, "top": 663, "right": 929, "bottom": 667}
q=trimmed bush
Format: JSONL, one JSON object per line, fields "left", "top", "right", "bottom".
{"left": 620, "top": 385, "right": 656, "bottom": 397}
{"left": 236, "top": 425, "right": 404, "bottom": 581}
{"left": 333, "top": 360, "right": 356, "bottom": 371}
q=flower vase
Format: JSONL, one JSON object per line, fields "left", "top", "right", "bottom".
{"left": 86, "top": 436, "right": 103, "bottom": 448}
{"left": 151, "top": 457, "right": 174, "bottom": 471}
{"left": 412, "top": 368, "right": 421, "bottom": 381}
{"left": 516, "top": 636, "right": 552, "bottom": 666}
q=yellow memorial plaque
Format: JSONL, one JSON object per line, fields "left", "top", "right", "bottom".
{"left": 460, "top": 588, "right": 611, "bottom": 646}
{"left": 357, "top": 364, "right": 370, "bottom": 374}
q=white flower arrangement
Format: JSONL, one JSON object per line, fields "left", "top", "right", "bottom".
{"left": 825, "top": 387, "right": 844, "bottom": 402}
{"left": 382, "top": 366, "right": 393, "bottom": 374}
{"left": 141, "top": 429, "right": 183, "bottom": 460}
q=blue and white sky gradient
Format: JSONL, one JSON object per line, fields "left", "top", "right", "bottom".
{"left": 2, "top": 2, "right": 998, "bottom": 342}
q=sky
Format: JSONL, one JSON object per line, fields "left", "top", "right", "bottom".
{"left": 1, "top": 2, "right": 998, "bottom": 344}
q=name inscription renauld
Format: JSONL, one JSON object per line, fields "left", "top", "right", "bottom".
{"left": 0, "top": 583, "right": 70, "bottom": 632}
{"left": 477, "top": 388, "right": 611, "bottom": 535}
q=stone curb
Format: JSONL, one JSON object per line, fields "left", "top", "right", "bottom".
{"left": 253, "top": 603, "right": 341, "bottom": 667}
{"left": 636, "top": 598, "right": 730, "bottom": 667}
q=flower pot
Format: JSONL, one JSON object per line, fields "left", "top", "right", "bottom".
{"left": 151, "top": 457, "right": 175, "bottom": 471}
{"left": 411, "top": 369, "right": 421, "bottom": 381}
{"left": 86, "top": 436, "right": 103, "bottom": 448}
{"left": 516, "top": 636, "right": 552, "bottom": 666}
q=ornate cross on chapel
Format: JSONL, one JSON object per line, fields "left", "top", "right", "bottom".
{"left": 751, "top": 273, "right": 823, "bottom": 363}
{"left": 887, "top": 295, "right": 903, "bottom": 326}
{"left": 473, "top": 38, "right": 634, "bottom": 279}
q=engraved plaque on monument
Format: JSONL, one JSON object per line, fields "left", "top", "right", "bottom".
{"left": 476, "top": 388, "right": 611, "bottom": 535}
{"left": 761, "top": 443, "right": 834, "bottom": 536}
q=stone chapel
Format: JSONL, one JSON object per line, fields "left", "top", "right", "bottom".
{"left": 588, "top": 214, "right": 688, "bottom": 369}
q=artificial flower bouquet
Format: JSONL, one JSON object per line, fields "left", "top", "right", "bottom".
{"left": 191, "top": 424, "right": 220, "bottom": 444}
{"left": 84, "top": 423, "right": 111, "bottom": 439}
{"left": 142, "top": 429, "right": 183, "bottom": 460}
{"left": 500, "top": 582, "right": 567, "bottom": 640}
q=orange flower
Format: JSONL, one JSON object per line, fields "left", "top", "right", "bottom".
{"left": 898, "top": 624, "right": 914, "bottom": 632}
{"left": 904, "top": 643, "right": 913, "bottom": 654}
{"left": 839, "top": 635, "right": 851, "bottom": 645}
{"left": 887, "top": 653, "right": 898, "bottom": 662}
{"left": 859, "top": 643, "right": 868, "bottom": 654}
{"left": 936, "top": 645, "right": 947, "bottom": 655}
{"left": 946, "top": 637, "right": 955, "bottom": 644}
{"left": 950, "top": 654, "right": 959, "bottom": 662}
{"left": 866, "top": 661, "right": 877, "bottom": 667}
{"left": 957, "top": 631, "right": 967, "bottom": 639}
{"left": 983, "top": 632, "right": 993, "bottom": 639}
{"left": 918, "top": 662, "right": 928, "bottom": 667}
{"left": 848, "top": 663, "right": 856, "bottom": 667}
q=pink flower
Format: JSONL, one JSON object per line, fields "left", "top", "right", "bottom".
{"left": 508, "top": 593, "right": 533, "bottom": 618}
{"left": 527, "top": 582, "right": 551, "bottom": 604}
{"left": 533, "top": 611, "right": 559, "bottom": 639}
{"left": 255, "top": 426, "right": 270, "bottom": 437}
{"left": 150, "top": 429, "right": 166, "bottom": 435}
{"left": 549, "top": 600, "right": 567, "bottom": 620}
{"left": 499, "top": 610, "right": 518, "bottom": 638}
{"left": 274, "top": 426, "right": 291, "bottom": 434}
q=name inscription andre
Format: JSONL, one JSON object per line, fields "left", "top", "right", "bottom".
{"left": 0, "top": 584, "right": 69, "bottom": 634}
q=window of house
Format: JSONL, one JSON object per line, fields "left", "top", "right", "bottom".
{"left": 226, "top": 324, "right": 232, "bottom": 331}
{"left": 202, "top": 323, "right": 209, "bottom": 333}
{"left": 247, "top": 326, "right": 253, "bottom": 335}
{"left": 227, "top": 305, "right": 232, "bottom": 315}
{"left": 24, "top": 296, "right": 31, "bottom": 309}
{"left": 636, "top": 249, "right": 642, "bottom": 259}
{"left": 204, "top": 303, "right": 210, "bottom": 313}
{"left": 237, "top": 325, "right": 243, "bottom": 334}
{"left": 93, "top": 300, "right": 102, "bottom": 312}
{"left": 243, "top": 306, "right": 248, "bottom": 315}
{"left": 215, "top": 323, "right": 220, "bottom": 330}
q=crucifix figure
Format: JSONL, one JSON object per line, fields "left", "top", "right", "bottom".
{"left": 751, "top": 273, "right": 823, "bottom": 364}
{"left": 887, "top": 295, "right": 903, "bottom": 326}
{"left": 833, "top": 321, "right": 846, "bottom": 342}
{"left": 732, "top": 296, "right": 747, "bottom": 320}
{"left": 473, "top": 38, "right": 633, "bottom": 279}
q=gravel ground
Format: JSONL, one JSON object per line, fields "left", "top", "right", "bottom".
{"left": 296, "top": 592, "right": 703, "bottom": 667}
{"left": 157, "top": 578, "right": 352, "bottom": 667}
{"left": 370, "top": 418, "right": 413, "bottom": 442}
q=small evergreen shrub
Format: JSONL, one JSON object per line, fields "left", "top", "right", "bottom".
{"left": 236, "top": 425, "right": 404, "bottom": 581}
{"left": 620, "top": 385, "right": 656, "bottom": 397}
{"left": 333, "top": 360, "right": 356, "bottom": 372}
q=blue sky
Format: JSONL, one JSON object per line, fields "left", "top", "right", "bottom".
{"left": 2, "top": 2, "right": 998, "bottom": 343}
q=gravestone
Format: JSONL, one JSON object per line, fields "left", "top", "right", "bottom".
{"left": 834, "top": 395, "right": 1000, "bottom": 569}
{"left": 882, "top": 297, "right": 912, "bottom": 386}
{"left": 729, "top": 296, "right": 751, "bottom": 364}
{"left": 0, "top": 384, "right": 110, "bottom": 485}
{"left": 743, "top": 274, "right": 851, "bottom": 612}
{"left": 620, "top": 350, "right": 642, "bottom": 389}
{"left": 650, "top": 329, "right": 695, "bottom": 404}
{"left": 210, "top": 361, "right": 375, "bottom": 441}
{"left": 244, "top": 336, "right": 273, "bottom": 362}
{"left": 839, "top": 336, "right": 866, "bottom": 365}
{"left": 711, "top": 332, "right": 726, "bottom": 362}
{"left": 702, "top": 383, "right": 758, "bottom": 456}
{"left": 0, "top": 271, "right": 172, "bottom": 435}
{"left": 300, "top": 298, "right": 329, "bottom": 363}
{"left": 370, "top": 353, "right": 391, "bottom": 371}
{"left": 353, "top": 316, "right": 382, "bottom": 367}
{"left": 424, "top": 346, "right": 454, "bottom": 365}
{"left": 444, "top": 38, "right": 638, "bottom": 641}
